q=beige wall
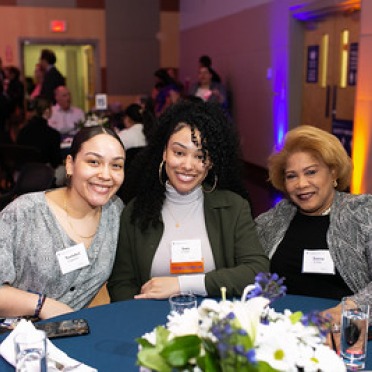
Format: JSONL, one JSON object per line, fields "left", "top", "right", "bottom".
{"left": 0, "top": 7, "right": 105, "bottom": 69}
{"left": 160, "top": 11, "right": 179, "bottom": 68}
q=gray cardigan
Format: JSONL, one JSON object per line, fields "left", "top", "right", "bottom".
{"left": 255, "top": 191, "right": 372, "bottom": 313}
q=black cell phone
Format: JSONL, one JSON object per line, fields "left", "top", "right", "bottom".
{"left": 35, "top": 319, "right": 90, "bottom": 339}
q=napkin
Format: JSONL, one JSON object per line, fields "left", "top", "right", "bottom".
{"left": 0, "top": 319, "right": 97, "bottom": 371}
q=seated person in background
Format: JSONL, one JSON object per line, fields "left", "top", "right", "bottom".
{"left": 0, "top": 125, "right": 125, "bottom": 319}
{"left": 118, "top": 103, "right": 146, "bottom": 150}
{"left": 255, "top": 125, "right": 372, "bottom": 327}
{"left": 17, "top": 97, "right": 62, "bottom": 169}
{"left": 108, "top": 100, "right": 269, "bottom": 301}
{"left": 189, "top": 66, "right": 228, "bottom": 111}
{"left": 48, "top": 85, "right": 85, "bottom": 135}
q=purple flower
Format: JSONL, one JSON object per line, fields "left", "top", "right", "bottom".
{"left": 245, "top": 272, "right": 287, "bottom": 303}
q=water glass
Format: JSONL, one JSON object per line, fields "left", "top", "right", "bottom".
{"left": 169, "top": 292, "right": 197, "bottom": 315}
{"left": 14, "top": 330, "right": 47, "bottom": 372}
{"left": 340, "top": 297, "right": 369, "bottom": 370}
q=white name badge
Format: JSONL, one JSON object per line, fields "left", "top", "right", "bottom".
{"left": 171, "top": 239, "right": 202, "bottom": 263}
{"left": 302, "top": 249, "right": 335, "bottom": 274}
{"left": 56, "top": 243, "right": 90, "bottom": 275}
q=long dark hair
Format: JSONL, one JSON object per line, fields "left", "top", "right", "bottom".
{"left": 130, "top": 100, "right": 248, "bottom": 231}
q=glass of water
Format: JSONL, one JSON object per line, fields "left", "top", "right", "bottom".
{"left": 169, "top": 292, "right": 197, "bottom": 315}
{"left": 340, "top": 297, "right": 369, "bottom": 370}
{"left": 14, "top": 330, "right": 47, "bottom": 372}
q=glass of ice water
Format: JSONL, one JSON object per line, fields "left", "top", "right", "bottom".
{"left": 340, "top": 297, "right": 369, "bottom": 370}
{"left": 14, "top": 330, "right": 47, "bottom": 372}
{"left": 169, "top": 292, "right": 197, "bottom": 315}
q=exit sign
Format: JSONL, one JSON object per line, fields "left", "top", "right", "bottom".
{"left": 50, "top": 20, "right": 67, "bottom": 33}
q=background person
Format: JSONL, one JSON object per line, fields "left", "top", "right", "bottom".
{"left": 17, "top": 97, "right": 62, "bottom": 169}
{"left": 48, "top": 85, "right": 85, "bottom": 135}
{"left": 189, "top": 66, "right": 228, "bottom": 111}
{"left": 199, "top": 54, "right": 221, "bottom": 83}
{"left": 254, "top": 125, "right": 372, "bottom": 327}
{"left": 118, "top": 103, "right": 146, "bottom": 150}
{"left": 39, "top": 49, "right": 65, "bottom": 104}
{"left": 108, "top": 100, "right": 268, "bottom": 301}
{"left": 0, "top": 125, "right": 125, "bottom": 319}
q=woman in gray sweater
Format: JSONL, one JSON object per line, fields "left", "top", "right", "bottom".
{"left": 255, "top": 125, "right": 372, "bottom": 333}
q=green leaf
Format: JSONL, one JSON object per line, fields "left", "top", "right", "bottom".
{"left": 136, "top": 337, "right": 155, "bottom": 349}
{"left": 256, "top": 360, "right": 281, "bottom": 372}
{"left": 289, "top": 311, "right": 303, "bottom": 324}
{"left": 137, "top": 348, "right": 171, "bottom": 372}
{"left": 161, "top": 335, "right": 201, "bottom": 367}
{"left": 155, "top": 326, "right": 171, "bottom": 347}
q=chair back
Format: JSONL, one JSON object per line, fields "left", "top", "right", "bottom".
{"left": 0, "top": 163, "right": 55, "bottom": 211}
{"left": 0, "top": 144, "right": 42, "bottom": 192}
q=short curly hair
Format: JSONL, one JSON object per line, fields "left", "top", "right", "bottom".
{"left": 268, "top": 125, "right": 352, "bottom": 193}
{"left": 130, "top": 100, "right": 248, "bottom": 231}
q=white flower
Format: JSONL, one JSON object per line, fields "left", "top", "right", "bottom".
{"left": 166, "top": 307, "right": 199, "bottom": 337}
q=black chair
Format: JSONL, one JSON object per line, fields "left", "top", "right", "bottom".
{"left": 0, "top": 144, "right": 42, "bottom": 192}
{"left": 0, "top": 163, "right": 55, "bottom": 211}
{"left": 116, "top": 146, "right": 146, "bottom": 204}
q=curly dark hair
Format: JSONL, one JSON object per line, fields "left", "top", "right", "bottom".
{"left": 130, "top": 100, "right": 248, "bottom": 231}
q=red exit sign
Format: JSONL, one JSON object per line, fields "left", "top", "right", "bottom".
{"left": 50, "top": 20, "right": 67, "bottom": 33}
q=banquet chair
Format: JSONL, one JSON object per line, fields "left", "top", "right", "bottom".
{"left": 0, "top": 144, "right": 42, "bottom": 192}
{"left": 0, "top": 163, "right": 55, "bottom": 211}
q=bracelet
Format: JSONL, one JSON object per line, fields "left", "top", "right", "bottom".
{"left": 33, "top": 293, "right": 46, "bottom": 319}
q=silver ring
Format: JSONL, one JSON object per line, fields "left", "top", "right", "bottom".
{"left": 331, "top": 323, "right": 341, "bottom": 333}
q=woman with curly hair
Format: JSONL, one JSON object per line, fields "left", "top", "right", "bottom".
{"left": 108, "top": 100, "right": 269, "bottom": 300}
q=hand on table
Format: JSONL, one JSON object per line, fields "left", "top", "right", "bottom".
{"left": 321, "top": 299, "right": 357, "bottom": 353}
{"left": 134, "top": 277, "right": 180, "bottom": 300}
{"left": 39, "top": 298, "right": 74, "bottom": 320}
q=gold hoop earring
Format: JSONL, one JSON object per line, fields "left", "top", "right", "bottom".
{"left": 159, "top": 160, "right": 165, "bottom": 186}
{"left": 333, "top": 179, "right": 338, "bottom": 188}
{"left": 202, "top": 175, "right": 217, "bottom": 193}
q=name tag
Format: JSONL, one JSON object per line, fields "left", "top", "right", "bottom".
{"left": 56, "top": 243, "right": 90, "bottom": 275}
{"left": 170, "top": 239, "right": 204, "bottom": 274}
{"left": 302, "top": 249, "right": 335, "bottom": 274}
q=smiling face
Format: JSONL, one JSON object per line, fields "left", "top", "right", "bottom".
{"left": 284, "top": 151, "right": 336, "bottom": 215}
{"left": 163, "top": 125, "right": 211, "bottom": 194}
{"left": 66, "top": 133, "right": 125, "bottom": 208}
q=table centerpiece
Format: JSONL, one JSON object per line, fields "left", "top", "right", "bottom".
{"left": 136, "top": 273, "right": 346, "bottom": 372}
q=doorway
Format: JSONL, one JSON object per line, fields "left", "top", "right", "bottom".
{"left": 21, "top": 40, "right": 99, "bottom": 112}
{"left": 300, "top": 10, "right": 360, "bottom": 139}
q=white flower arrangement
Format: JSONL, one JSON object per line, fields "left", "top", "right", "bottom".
{"left": 77, "top": 113, "right": 110, "bottom": 129}
{"left": 137, "top": 273, "right": 346, "bottom": 372}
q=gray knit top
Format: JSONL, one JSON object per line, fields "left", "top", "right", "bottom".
{"left": 0, "top": 192, "right": 123, "bottom": 310}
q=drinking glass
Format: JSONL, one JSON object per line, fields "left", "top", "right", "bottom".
{"left": 169, "top": 292, "right": 197, "bottom": 315}
{"left": 14, "top": 330, "right": 47, "bottom": 372}
{"left": 340, "top": 297, "right": 369, "bottom": 370}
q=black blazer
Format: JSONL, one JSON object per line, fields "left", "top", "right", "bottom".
{"left": 40, "top": 66, "right": 65, "bottom": 103}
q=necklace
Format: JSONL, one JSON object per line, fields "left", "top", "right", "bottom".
{"left": 165, "top": 204, "right": 194, "bottom": 228}
{"left": 63, "top": 195, "right": 101, "bottom": 239}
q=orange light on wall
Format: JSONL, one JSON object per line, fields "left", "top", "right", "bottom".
{"left": 50, "top": 20, "right": 67, "bottom": 33}
{"left": 351, "top": 112, "right": 368, "bottom": 194}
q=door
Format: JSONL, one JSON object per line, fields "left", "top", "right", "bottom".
{"left": 301, "top": 11, "right": 360, "bottom": 133}
{"left": 22, "top": 42, "right": 98, "bottom": 112}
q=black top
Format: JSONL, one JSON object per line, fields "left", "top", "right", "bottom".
{"left": 17, "top": 116, "right": 62, "bottom": 168}
{"left": 40, "top": 66, "right": 65, "bottom": 104}
{"left": 271, "top": 211, "right": 353, "bottom": 299}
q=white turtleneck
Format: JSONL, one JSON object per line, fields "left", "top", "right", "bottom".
{"left": 151, "top": 183, "right": 216, "bottom": 296}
